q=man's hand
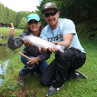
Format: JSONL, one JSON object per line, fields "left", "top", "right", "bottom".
{"left": 9, "top": 23, "right": 14, "bottom": 38}
{"left": 48, "top": 41, "right": 59, "bottom": 52}
{"left": 48, "top": 47, "right": 58, "bottom": 52}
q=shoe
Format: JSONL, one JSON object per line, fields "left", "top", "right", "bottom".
{"left": 70, "top": 70, "right": 88, "bottom": 79}
{"left": 46, "top": 86, "right": 60, "bottom": 96}
{"left": 18, "top": 72, "right": 26, "bottom": 86}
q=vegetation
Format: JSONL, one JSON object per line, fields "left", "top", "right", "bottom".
{"left": 38, "top": 0, "right": 97, "bottom": 26}
{"left": 0, "top": 0, "right": 97, "bottom": 96}
{"left": 0, "top": 22, "right": 97, "bottom": 96}
{"left": 0, "top": 27, "right": 23, "bottom": 61}
{"left": 1, "top": 0, "right": 97, "bottom": 28}
{"left": 0, "top": 3, "right": 32, "bottom": 28}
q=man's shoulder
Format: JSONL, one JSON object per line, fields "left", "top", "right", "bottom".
{"left": 59, "top": 18, "right": 74, "bottom": 24}
{"left": 59, "top": 18, "right": 75, "bottom": 28}
{"left": 44, "top": 24, "right": 49, "bottom": 29}
{"left": 42, "top": 25, "right": 50, "bottom": 31}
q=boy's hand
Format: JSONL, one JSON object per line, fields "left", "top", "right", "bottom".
{"left": 9, "top": 23, "right": 14, "bottom": 38}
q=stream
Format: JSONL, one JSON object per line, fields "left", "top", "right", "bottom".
{"left": 0, "top": 60, "right": 9, "bottom": 85}
{"left": 0, "top": 35, "right": 11, "bottom": 85}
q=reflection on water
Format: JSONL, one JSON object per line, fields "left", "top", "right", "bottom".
{"left": 0, "top": 32, "right": 11, "bottom": 85}
{"left": 0, "top": 34, "right": 11, "bottom": 60}
{"left": 0, "top": 60, "right": 9, "bottom": 85}
{"left": 0, "top": 33, "right": 12, "bottom": 85}
{"left": 0, "top": 46, "right": 11, "bottom": 60}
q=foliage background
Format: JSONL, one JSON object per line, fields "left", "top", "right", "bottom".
{"left": 0, "top": 0, "right": 97, "bottom": 28}
{"left": 0, "top": 0, "right": 97, "bottom": 96}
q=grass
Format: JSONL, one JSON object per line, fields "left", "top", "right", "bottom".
{"left": 0, "top": 27, "right": 97, "bottom": 97}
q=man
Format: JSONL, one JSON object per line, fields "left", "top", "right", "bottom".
{"left": 40, "top": 2, "right": 88, "bottom": 96}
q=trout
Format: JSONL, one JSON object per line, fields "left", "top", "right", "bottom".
{"left": 22, "top": 35, "right": 65, "bottom": 53}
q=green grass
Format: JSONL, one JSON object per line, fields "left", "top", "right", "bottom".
{"left": 0, "top": 27, "right": 23, "bottom": 45}
{"left": 0, "top": 27, "right": 23, "bottom": 35}
{"left": 0, "top": 27, "right": 97, "bottom": 97}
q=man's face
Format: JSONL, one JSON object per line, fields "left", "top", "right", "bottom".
{"left": 43, "top": 9, "right": 60, "bottom": 29}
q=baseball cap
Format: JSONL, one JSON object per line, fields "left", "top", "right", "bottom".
{"left": 42, "top": 2, "right": 57, "bottom": 13}
{"left": 27, "top": 13, "right": 40, "bottom": 23}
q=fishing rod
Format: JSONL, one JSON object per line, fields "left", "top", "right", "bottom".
{"left": 14, "top": 51, "right": 34, "bottom": 69}
{"left": 0, "top": 43, "right": 29, "bottom": 59}
{"left": 0, "top": 43, "right": 34, "bottom": 69}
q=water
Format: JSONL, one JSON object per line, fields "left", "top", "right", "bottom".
{"left": 0, "top": 33, "right": 11, "bottom": 60}
{"left": 0, "top": 28, "right": 16, "bottom": 85}
{"left": 0, "top": 35, "right": 10, "bottom": 85}
{"left": 0, "top": 60, "right": 9, "bottom": 85}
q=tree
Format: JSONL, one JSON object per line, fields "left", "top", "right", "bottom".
{"left": 38, "top": 0, "right": 97, "bottom": 24}
{"left": 18, "top": 17, "right": 27, "bottom": 29}
{"left": 16, "top": 11, "right": 31, "bottom": 28}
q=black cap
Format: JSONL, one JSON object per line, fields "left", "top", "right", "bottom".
{"left": 42, "top": 2, "right": 57, "bottom": 13}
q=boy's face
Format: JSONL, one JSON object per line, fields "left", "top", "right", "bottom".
{"left": 28, "top": 19, "right": 40, "bottom": 32}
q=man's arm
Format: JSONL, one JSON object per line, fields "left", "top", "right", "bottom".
{"left": 48, "top": 33, "right": 73, "bottom": 52}
{"left": 59, "top": 33, "right": 73, "bottom": 48}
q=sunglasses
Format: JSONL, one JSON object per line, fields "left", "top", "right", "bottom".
{"left": 28, "top": 20, "right": 39, "bottom": 24}
{"left": 43, "top": 10, "right": 58, "bottom": 17}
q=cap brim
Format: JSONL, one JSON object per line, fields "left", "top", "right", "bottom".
{"left": 27, "top": 18, "right": 40, "bottom": 23}
{"left": 42, "top": 8, "right": 57, "bottom": 14}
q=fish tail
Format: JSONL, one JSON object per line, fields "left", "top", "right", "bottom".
{"left": 56, "top": 44, "right": 65, "bottom": 53}
{"left": 59, "top": 49, "right": 64, "bottom": 53}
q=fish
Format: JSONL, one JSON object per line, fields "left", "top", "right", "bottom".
{"left": 22, "top": 35, "right": 65, "bottom": 53}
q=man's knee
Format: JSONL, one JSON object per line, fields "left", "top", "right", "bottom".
{"left": 55, "top": 51, "right": 69, "bottom": 61}
{"left": 40, "top": 78, "right": 51, "bottom": 86}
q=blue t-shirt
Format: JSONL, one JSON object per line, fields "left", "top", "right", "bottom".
{"left": 40, "top": 18, "right": 85, "bottom": 53}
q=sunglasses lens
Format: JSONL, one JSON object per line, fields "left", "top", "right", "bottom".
{"left": 44, "top": 13, "right": 49, "bottom": 17}
{"left": 28, "top": 21, "right": 38, "bottom": 24}
{"left": 44, "top": 11, "right": 58, "bottom": 17}
{"left": 51, "top": 11, "right": 56, "bottom": 16}
{"left": 34, "top": 21, "right": 38, "bottom": 24}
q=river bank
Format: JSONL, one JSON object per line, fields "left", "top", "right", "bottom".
{"left": 0, "top": 60, "right": 9, "bottom": 85}
{"left": 0, "top": 27, "right": 97, "bottom": 97}
{"left": 0, "top": 27, "right": 23, "bottom": 87}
